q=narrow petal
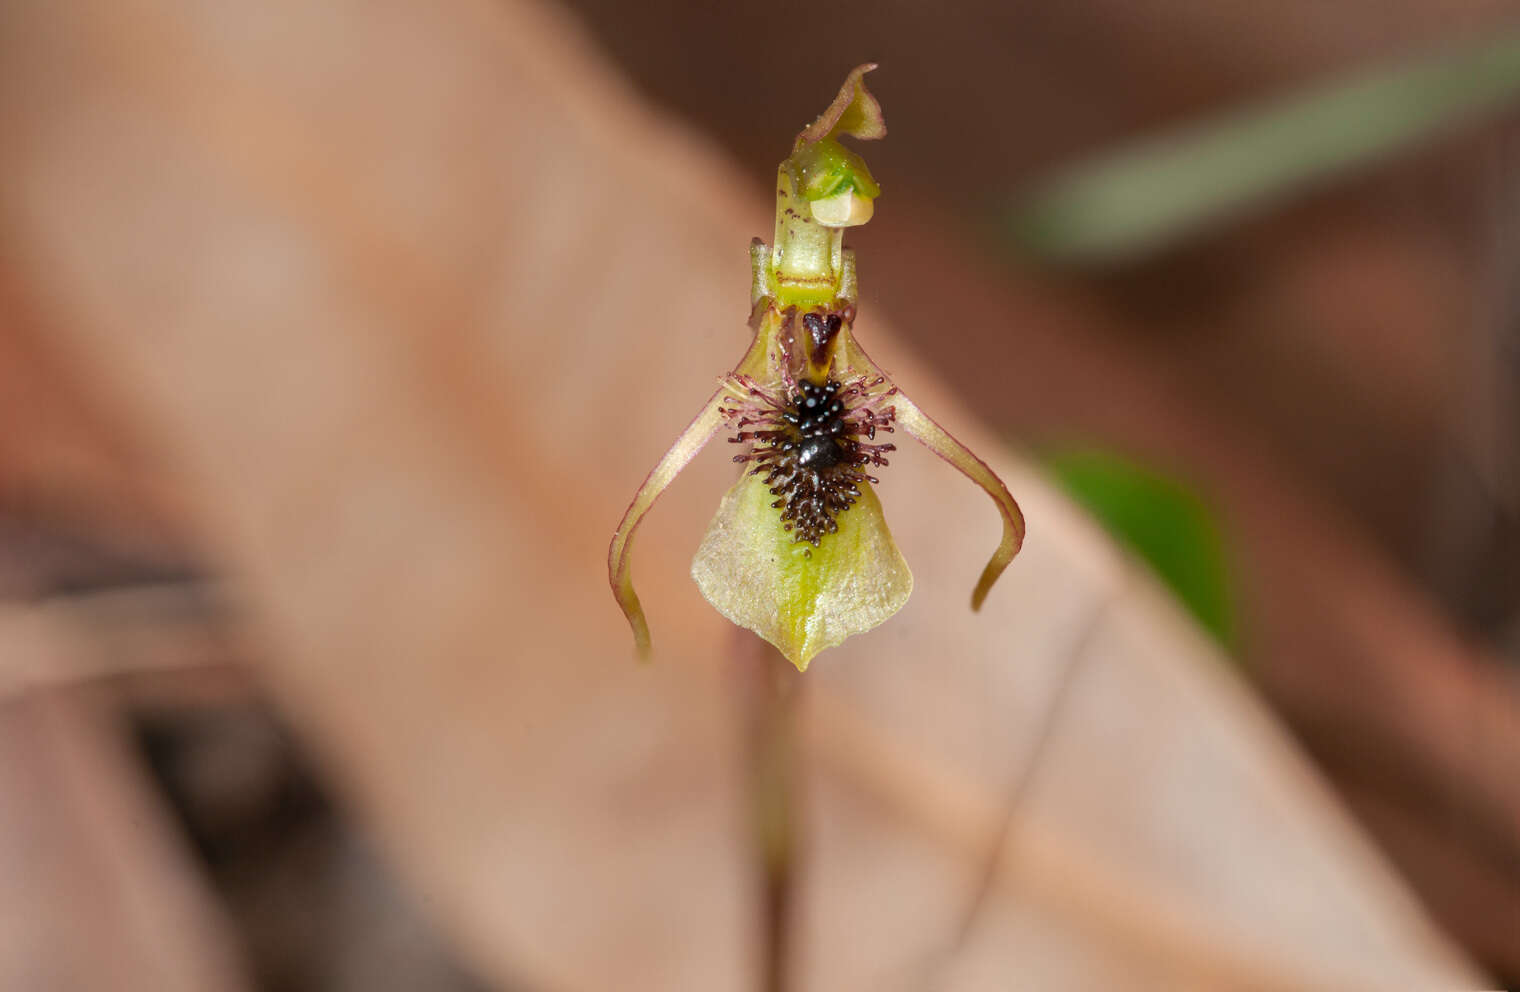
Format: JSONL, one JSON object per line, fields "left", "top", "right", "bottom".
{"left": 608, "top": 391, "right": 727, "bottom": 658}
{"left": 610, "top": 333, "right": 771, "bottom": 657}
{"left": 842, "top": 331, "right": 1025, "bottom": 610}
{"left": 691, "top": 475, "right": 912, "bottom": 671}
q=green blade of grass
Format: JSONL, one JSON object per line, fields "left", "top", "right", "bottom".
{"left": 1010, "top": 30, "right": 1520, "bottom": 264}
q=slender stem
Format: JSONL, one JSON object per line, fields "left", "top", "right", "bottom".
{"left": 739, "top": 635, "right": 801, "bottom": 992}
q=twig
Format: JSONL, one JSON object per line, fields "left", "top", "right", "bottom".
{"left": 914, "top": 591, "right": 1113, "bottom": 987}
{"left": 0, "top": 581, "right": 248, "bottom": 704}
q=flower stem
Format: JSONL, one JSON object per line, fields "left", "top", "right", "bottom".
{"left": 739, "top": 634, "right": 801, "bottom": 992}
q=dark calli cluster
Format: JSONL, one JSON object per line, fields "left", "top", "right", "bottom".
{"left": 723, "top": 369, "right": 898, "bottom": 547}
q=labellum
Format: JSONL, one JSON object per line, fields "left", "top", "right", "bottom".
{"left": 609, "top": 65, "right": 1024, "bottom": 670}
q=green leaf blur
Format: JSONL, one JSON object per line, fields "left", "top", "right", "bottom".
{"left": 1045, "top": 449, "right": 1235, "bottom": 649}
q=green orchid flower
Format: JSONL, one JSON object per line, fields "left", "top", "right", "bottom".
{"left": 609, "top": 65, "right": 1025, "bottom": 671}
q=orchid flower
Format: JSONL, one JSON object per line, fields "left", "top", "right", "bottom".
{"left": 609, "top": 65, "right": 1025, "bottom": 671}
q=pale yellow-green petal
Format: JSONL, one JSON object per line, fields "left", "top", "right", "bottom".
{"left": 691, "top": 474, "right": 912, "bottom": 671}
